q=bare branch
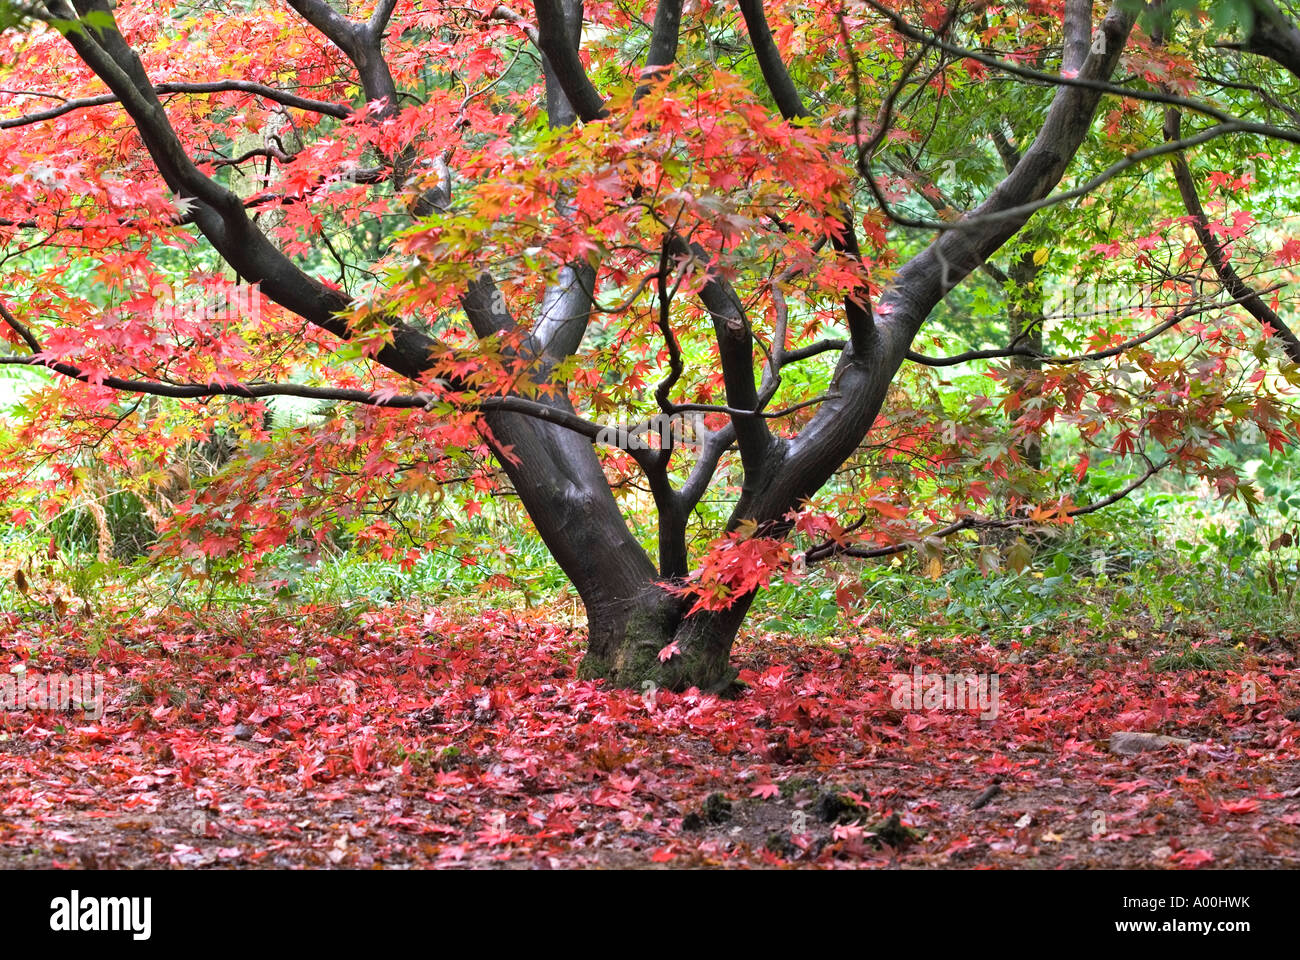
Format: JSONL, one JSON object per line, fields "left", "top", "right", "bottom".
{"left": 0, "top": 81, "right": 351, "bottom": 129}
{"left": 805, "top": 456, "right": 1171, "bottom": 564}
{"left": 905, "top": 286, "right": 1288, "bottom": 367}
{"left": 1163, "top": 110, "right": 1300, "bottom": 363}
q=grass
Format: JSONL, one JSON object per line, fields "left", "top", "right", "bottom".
{"left": 1151, "top": 644, "right": 1246, "bottom": 672}
{"left": 6, "top": 471, "right": 1300, "bottom": 652}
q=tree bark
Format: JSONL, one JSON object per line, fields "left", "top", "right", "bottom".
{"left": 577, "top": 583, "right": 749, "bottom": 694}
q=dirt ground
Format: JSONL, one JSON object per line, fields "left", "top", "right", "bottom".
{"left": 2, "top": 605, "right": 1298, "bottom": 869}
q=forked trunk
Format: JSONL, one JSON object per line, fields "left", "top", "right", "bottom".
{"left": 483, "top": 408, "right": 749, "bottom": 693}
{"left": 578, "top": 585, "right": 750, "bottom": 695}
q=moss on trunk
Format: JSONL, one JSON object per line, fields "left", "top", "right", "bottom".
{"left": 578, "top": 589, "right": 744, "bottom": 695}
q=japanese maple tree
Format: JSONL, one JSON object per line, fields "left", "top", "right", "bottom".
{"left": 2, "top": 0, "right": 1300, "bottom": 690}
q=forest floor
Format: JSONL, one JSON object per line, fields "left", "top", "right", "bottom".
{"left": 1, "top": 601, "right": 1298, "bottom": 869}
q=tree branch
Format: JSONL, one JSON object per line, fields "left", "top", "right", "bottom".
{"left": 804, "top": 454, "right": 1171, "bottom": 564}
{"left": 1163, "top": 110, "right": 1300, "bottom": 363}
{"left": 862, "top": 0, "right": 1298, "bottom": 137}
{"left": 532, "top": 0, "right": 606, "bottom": 121}
{"left": 41, "top": 0, "right": 438, "bottom": 383}
{"left": 0, "top": 344, "right": 627, "bottom": 445}
{"left": 368, "top": 0, "right": 399, "bottom": 39}
{"left": 740, "top": 0, "right": 874, "bottom": 355}
{"left": 722, "top": 2, "right": 1136, "bottom": 541}
{"left": 0, "top": 81, "right": 350, "bottom": 129}
{"left": 1243, "top": 0, "right": 1300, "bottom": 78}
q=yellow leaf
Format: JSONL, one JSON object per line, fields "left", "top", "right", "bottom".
{"left": 1005, "top": 538, "right": 1034, "bottom": 574}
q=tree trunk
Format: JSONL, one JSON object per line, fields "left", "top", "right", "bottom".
{"left": 578, "top": 584, "right": 750, "bottom": 695}
{"left": 1008, "top": 248, "right": 1045, "bottom": 470}
{"left": 481, "top": 404, "right": 749, "bottom": 694}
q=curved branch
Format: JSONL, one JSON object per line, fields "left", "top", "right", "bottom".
{"left": 0, "top": 81, "right": 351, "bottom": 129}
{"left": 368, "top": 0, "right": 399, "bottom": 39}
{"left": 41, "top": 0, "right": 438, "bottom": 383}
{"left": 0, "top": 298, "right": 42, "bottom": 353}
{"left": 874, "top": 121, "right": 1279, "bottom": 235}
{"left": 1163, "top": 110, "right": 1300, "bottom": 363}
{"left": 285, "top": 0, "right": 400, "bottom": 118}
{"left": 781, "top": 338, "right": 849, "bottom": 365}
{"left": 804, "top": 455, "right": 1171, "bottom": 564}
{"left": 0, "top": 349, "right": 625, "bottom": 442}
{"left": 862, "top": 0, "right": 1300, "bottom": 142}
{"left": 738, "top": 0, "right": 810, "bottom": 120}
{"left": 722, "top": 2, "right": 1137, "bottom": 545}
{"left": 905, "top": 285, "right": 1288, "bottom": 367}
{"left": 1243, "top": 0, "right": 1300, "bottom": 78}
